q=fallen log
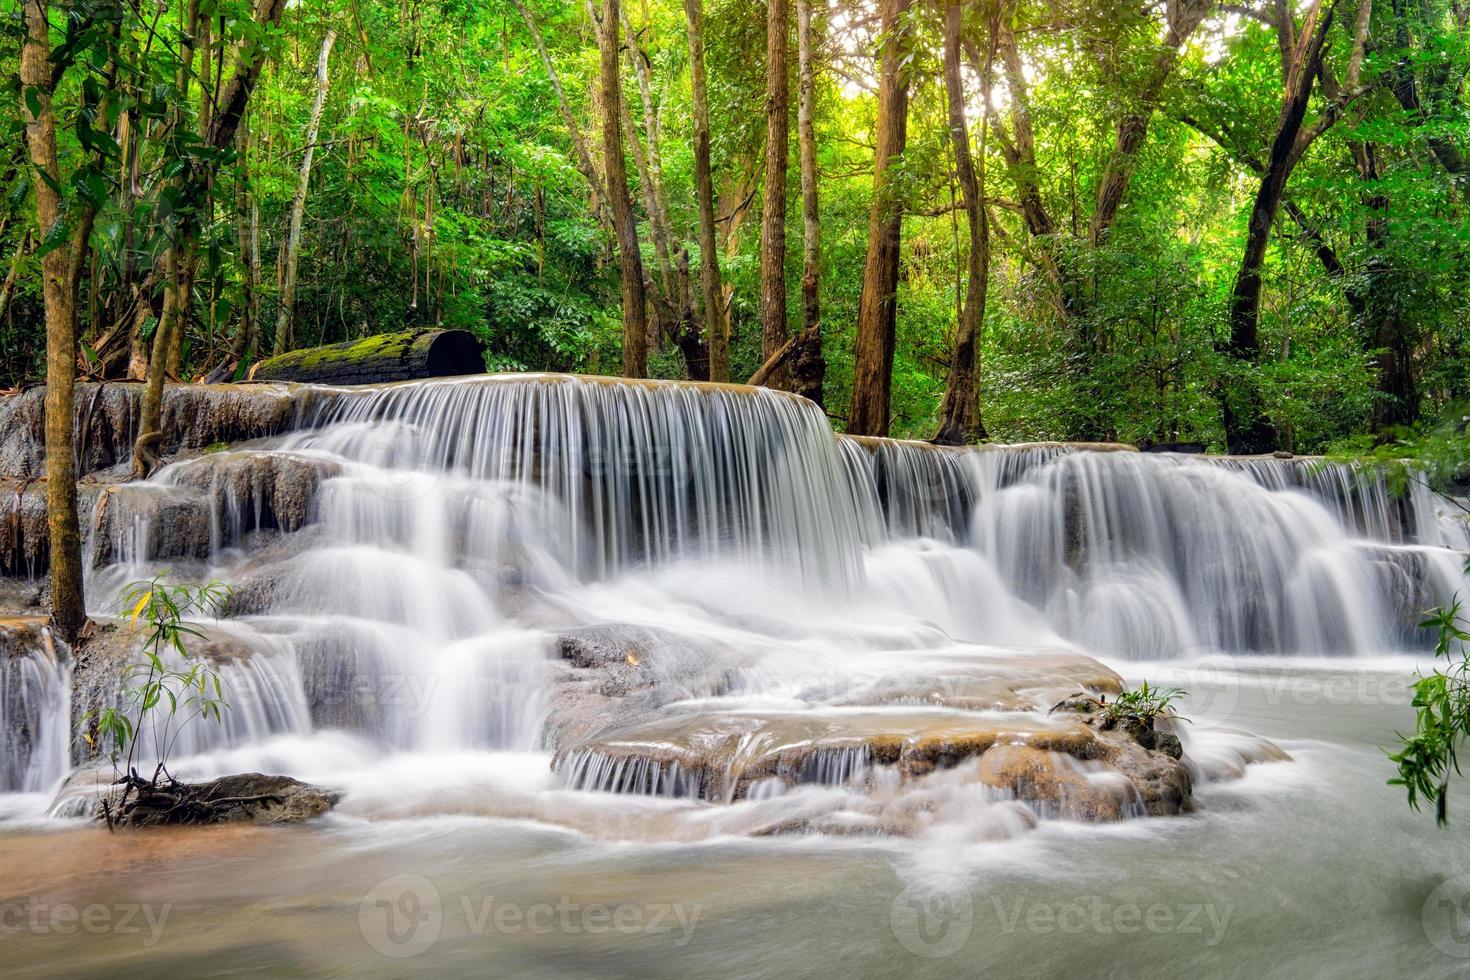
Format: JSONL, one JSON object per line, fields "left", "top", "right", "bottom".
{"left": 248, "top": 328, "right": 486, "bottom": 386}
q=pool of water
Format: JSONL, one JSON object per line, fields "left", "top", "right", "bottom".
{"left": 4, "top": 657, "right": 1468, "bottom": 979}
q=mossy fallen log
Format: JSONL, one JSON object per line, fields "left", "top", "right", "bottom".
{"left": 248, "top": 329, "right": 486, "bottom": 386}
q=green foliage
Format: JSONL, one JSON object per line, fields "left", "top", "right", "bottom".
{"left": 3, "top": 0, "right": 1469, "bottom": 452}
{"left": 1324, "top": 405, "right": 1470, "bottom": 501}
{"left": 1390, "top": 568, "right": 1470, "bottom": 827}
{"left": 80, "top": 577, "right": 231, "bottom": 793}
{"left": 1105, "top": 681, "right": 1187, "bottom": 728}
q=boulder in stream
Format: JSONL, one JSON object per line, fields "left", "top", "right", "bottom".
{"left": 54, "top": 769, "right": 340, "bottom": 827}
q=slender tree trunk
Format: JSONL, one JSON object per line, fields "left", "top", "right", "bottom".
{"left": 847, "top": 0, "right": 912, "bottom": 437}
{"left": 231, "top": 117, "right": 258, "bottom": 364}
{"left": 685, "top": 0, "right": 729, "bottom": 382}
{"left": 0, "top": 233, "right": 28, "bottom": 324}
{"left": 133, "top": 0, "right": 288, "bottom": 476}
{"left": 20, "top": 0, "right": 87, "bottom": 640}
{"left": 792, "top": 0, "right": 825, "bottom": 406}
{"left": 1223, "top": 1, "right": 1334, "bottom": 454}
{"left": 935, "top": 2, "right": 993, "bottom": 445}
{"left": 620, "top": 8, "right": 678, "bottom": 294}
{"left": 599, "top": 0, "right": 648, "bottom": 378}
{"left": 759, "top": 0, "right": 791, "bottom": 387}
{"left": 1089, "top": 0, "right": 1213, "bottom": 243}
{"left": 274, "top": 29, "right": 336, "bottom": 355}
{"left": 1351, "top": 142, "right": 1418, "bottom": 431}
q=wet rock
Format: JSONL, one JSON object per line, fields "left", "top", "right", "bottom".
{"left": 87, "top": 484, "right": 213, "bottom": 569}
{"left": 829, "top": 650, "right": 1124, "bottom": 712}
{"left": 219, "top": 528, "right": 329, "bottom": 616}
{"left": 164, "top": 450, "right": 340, "bottom": 536}
{"left": 1358, "top": 543, "right": 1459, "bottom": 643}
{"left": 0, "top": 382, "right": 346, "bottom": 481}
{"left": 555, "top": 708, "right": 1105, "bottom": 804}
{"left": 1, "top": 481, "right": 104, "bottom": 577}
{"left": 975, "top": 745, "right": 1135, "bottom": 821}
{"left": 69, "top": 623, "right": 141, "bottom": 765}
{"left": 0, "top": 578, "right": 46, "bottom": 616}
{"left": 90, "top": 772, "right": 339, "bottom": 828}
{"left": 541, "top": 623, "right": 748, "bottom": 750}
{"left": 5, "top": 451, "right": 337, "bottom": 578}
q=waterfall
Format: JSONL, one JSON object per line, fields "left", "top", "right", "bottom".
{"left": 2, "top": 374, "right": 1466, "bottom": 817}
{"left": 0, "top": 625, "right": 70, "bottom": 794}
{"left": 287, "top": 375, "right": 873, "bottom": 590}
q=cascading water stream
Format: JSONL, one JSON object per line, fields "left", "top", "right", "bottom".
{"left": 1, "top": 374, "right": 1465, "bottom": 826}
{"left": 0, "top": 627, "right": 70, "bottom": 794}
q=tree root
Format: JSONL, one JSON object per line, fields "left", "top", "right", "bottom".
{"left": 106, "top": 772, "right": 287, "bottom": 828}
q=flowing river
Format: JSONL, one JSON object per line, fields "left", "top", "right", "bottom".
{"left": 1, "top": 375, "right": 1467, "bottom": 977}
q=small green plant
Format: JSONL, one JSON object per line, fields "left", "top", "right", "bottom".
{"left": 1390, "top": 581, "right": 1470, "bottom": 827}
{"left": 1104, "top": 681, "right": 1187, "bottom": 728}
{"left": 81, "top": 577, "right": 232, "bottom": 821}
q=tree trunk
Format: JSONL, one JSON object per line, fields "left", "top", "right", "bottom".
{"left": 1352, "top": 143, "right": 1418, "bottom": 432}
{"left": 20, "top": 0, "right": 87, "bottom": 640}
{"left": 598, "top": 0, "right": 649, "bottom": 378}
{"left": 0, "top": 233, "right": 28, "bottom": 325}
{"left": 250, "top": 328, "right": 486, "bottom": 384}
{"left": 934, "top": 2, "right": 992, "bottom": 445}
{"left": 1223, "top": 1, "right": 1334, "bottom": 454}
{"left": 231, "top": 117, "right": 258, "bottom": 365}
{"left": 1089, "top": 0, "right": 1213, "bottom": 244}
{"left": 759, "top": 0, "right": 791, "bottom": 387}
{"left": 793, "top": 0, "right": 825, "bottom": 406}
{"left": 133, "top": 0, "right": 288, "bottom": 476}
{"left": 847, "top": 0, "right": 913, "bottom": 437}
{"left": 685, "top": 0, "right": 729, "bottom": 382}
{"left": 274, "top": 29, "right": 334, "bottom": 356}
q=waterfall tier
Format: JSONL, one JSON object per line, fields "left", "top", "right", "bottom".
{"left": 1, "top": 375, "right": 1465, "bottom": 828}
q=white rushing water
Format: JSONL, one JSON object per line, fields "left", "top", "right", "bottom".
{"left": 4, "top": 373, "right": 1470, "bottom": 977}
{"left": 2, "top": 375, "right": 1467, "bottom": 829}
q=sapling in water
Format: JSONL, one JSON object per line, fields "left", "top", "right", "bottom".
{"left": 80, "top": 576, "right": 231, "bottom": 825}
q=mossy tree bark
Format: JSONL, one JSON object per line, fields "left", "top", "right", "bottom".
{"left": 249, "top": 329, "right": 485, "bottom": 385}
{"left": 20, "top": 0, "right": 88, "bottom": 640}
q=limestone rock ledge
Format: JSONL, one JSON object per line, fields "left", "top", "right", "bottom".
{"left": 545, "top": 625, "right": 1289, "bottom": 832}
